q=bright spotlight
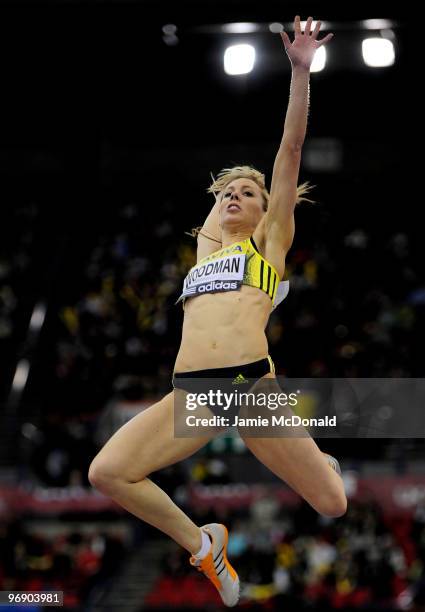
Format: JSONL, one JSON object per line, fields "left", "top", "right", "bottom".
{"left": 221, "top": 23, "right": 259, "bottom": 34}
{"left": 12, "top": 359, "right": 30, "bottom": 392}
{"left": 362, "top": 38, "right": 395, "bottom": 67}
{"left": 269, "top": 22, "right": 284, "bottom": 33}
{"left": 224, "top": 44, "right": 256, "bottom": 75}
{"left": 300, "top": 20, "right": 320, "bottom": 31}
{"left": 29, "top": 302, "right": 46, "bottom": 331}
{"left": 362, "top": 19, "right": 393, "bottom": 30}
{"left": 311, "top": 46, "right": 327, "bottom": 72}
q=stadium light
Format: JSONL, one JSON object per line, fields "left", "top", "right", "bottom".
{"left": 311, "top": 46, "right": 327, "bottom": 73}
{"left": 162, "top": 23, "right": 179, "bottom": 46}
{"left": 224, "top": 44, "right": 256, "bottom": 75}
{"left": 162, "top": 24, "right": 177, "bottom": 35}
{"left": 221, "top": 23, "right": 260, "bottom": 34}
{"left": 269, "top": 23, "right": 284, "bottom": 33}
{"left": 362, "top": 19, "right": 393, "bottom": 30}
{"left": 29, "top": 302, "right": 46, "bottom": 331}
{"left": 12, "top": 359, "right": 30, "bottom": 392}
{"left": 362, "top": 38, "right": 395, "bottom": 67}
{"left": 300, "top": 20, "right": 320, "bottom": 31}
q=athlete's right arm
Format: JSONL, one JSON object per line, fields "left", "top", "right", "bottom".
{"left": 196, "top": 194, "right": 223, "bottom": 261}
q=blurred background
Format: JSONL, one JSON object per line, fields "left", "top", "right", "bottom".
{"left": 1, "top": 0, "right": 423, "bottom": 610}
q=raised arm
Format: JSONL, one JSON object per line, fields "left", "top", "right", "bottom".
{"left": 195, "top": 195, "right": 223, "bottom": 261}
{"left": 263, "top": 16, "right": 333, "bottom": 258}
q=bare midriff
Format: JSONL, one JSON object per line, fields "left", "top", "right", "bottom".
{"left": 174, "top": 285, "right": 272, "bottom": 373}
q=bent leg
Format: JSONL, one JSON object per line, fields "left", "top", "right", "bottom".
{"left": 239, "top": 376, "right": 347, "bottom": 518}
{"left": 88, "top": 390, "right": 215, "bottom": 553}
{"left": 241, "top": 435, "right": 347, "bottom": 517}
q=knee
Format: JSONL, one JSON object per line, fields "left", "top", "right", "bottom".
{"left": 88, "top": 456, "right": 122, "bottom": 495}
{"left": 315, "top": 487, "right": 347, "bottom": 518}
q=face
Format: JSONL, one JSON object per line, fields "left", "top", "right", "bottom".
{"left": 219, "top": 178, "right": 266, "bottom": 233}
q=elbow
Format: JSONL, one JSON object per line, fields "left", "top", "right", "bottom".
{"left": 281, "top": 141, "right": 303, "bottom": 154}
{"left": 278, "top": 141, "right": 304, "bottom": 158}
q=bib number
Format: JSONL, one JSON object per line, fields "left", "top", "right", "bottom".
{"left": 179, "top": 253, "right": 246, "bottom": 300}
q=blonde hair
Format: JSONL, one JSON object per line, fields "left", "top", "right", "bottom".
{"left": 188, "top": 165, "right": 314, "bottom": 239}
{"left": 208, "top": 165, "right": 313, "bottom": 207}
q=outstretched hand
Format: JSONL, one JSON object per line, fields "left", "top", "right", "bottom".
{"left": 281, "top": 16, "right": 333, "bottom": 70}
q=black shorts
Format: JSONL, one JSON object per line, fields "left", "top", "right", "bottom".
{"left": 173, "top": 356, "right": 275, "bottom": 417}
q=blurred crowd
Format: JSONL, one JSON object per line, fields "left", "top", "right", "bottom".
{"left": 146, "top": 500, "right": 425, "bottom": 611}
{"left": 1, "top": 194, "right": 425, "bottom": 611}
{"left": 0, "top": 520, "right": 126, "bottom": 608}
{"left": 1, "top": 196, "right": 424, "bottom": 484}
{"left": 53, "top": 201, "right": 189, "bottom": 411}
{"left": 48, "top": 198, "right": 424, "bottom": 409}
{"left": 0, "top": 202, "right": 39, "bottom": 399}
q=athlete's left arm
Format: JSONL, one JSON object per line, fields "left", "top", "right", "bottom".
{"left": 196, "top": 193, "right": 223, "bottom": 261}
{"left": 263, "top": 16, "right": 333, "bottom": 254}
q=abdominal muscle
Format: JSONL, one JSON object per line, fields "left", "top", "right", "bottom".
{"left": 174, "top": 285, "right": 272, "bottom": 372}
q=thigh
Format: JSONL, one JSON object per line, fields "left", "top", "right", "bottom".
{"left": 240, "top": 434, "right": 332, "bottom": 503}
{"left": 94, "top": 390, "right": 216, "bottom": 482}
{"left": 239, "top": 375, "right": 341, "bottom": 509}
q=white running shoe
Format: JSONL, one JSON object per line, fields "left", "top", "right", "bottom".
{"left": 189, "top": 523, "right": 240, "bottom": 607}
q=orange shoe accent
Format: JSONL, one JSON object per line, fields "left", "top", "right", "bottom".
{"left": 190, "top": 548, "right": 221, "bottom": 590}
{"left": 189, "top": 523, "right": 240, "bottom": 607}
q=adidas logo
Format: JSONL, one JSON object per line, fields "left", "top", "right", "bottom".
{"left": 232, "top": 373, "right": 249, "bottom": 385}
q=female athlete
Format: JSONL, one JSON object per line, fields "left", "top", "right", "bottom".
{"left": 89, "top": 16, "right": 347, "bottom": 607}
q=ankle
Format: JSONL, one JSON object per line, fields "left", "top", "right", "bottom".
{"left": 192, "top": 528, "right": 211, "bottom": 559}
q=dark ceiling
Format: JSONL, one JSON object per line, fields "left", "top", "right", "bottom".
{"left": 0, "top": 0, "right": 412, "bottom": 225}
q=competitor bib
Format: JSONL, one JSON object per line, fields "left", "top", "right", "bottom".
{"left": 177, "top": 246, "right": 247, "bottom": 302}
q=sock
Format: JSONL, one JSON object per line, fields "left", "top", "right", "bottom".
{"left": 194, "top": 530, "right": 212, "bottom": 559}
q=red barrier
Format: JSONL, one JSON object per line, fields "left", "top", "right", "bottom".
{"left": 0, "top": 473, "right": 424, "bottom": 518}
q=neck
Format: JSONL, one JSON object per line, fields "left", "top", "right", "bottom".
{"left": 221, "top": 229, "right": 250, "bottom": 247}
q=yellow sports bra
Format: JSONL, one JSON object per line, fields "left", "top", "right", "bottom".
{"left": 177, "top": 237, "right": 289, "bottom": 310}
